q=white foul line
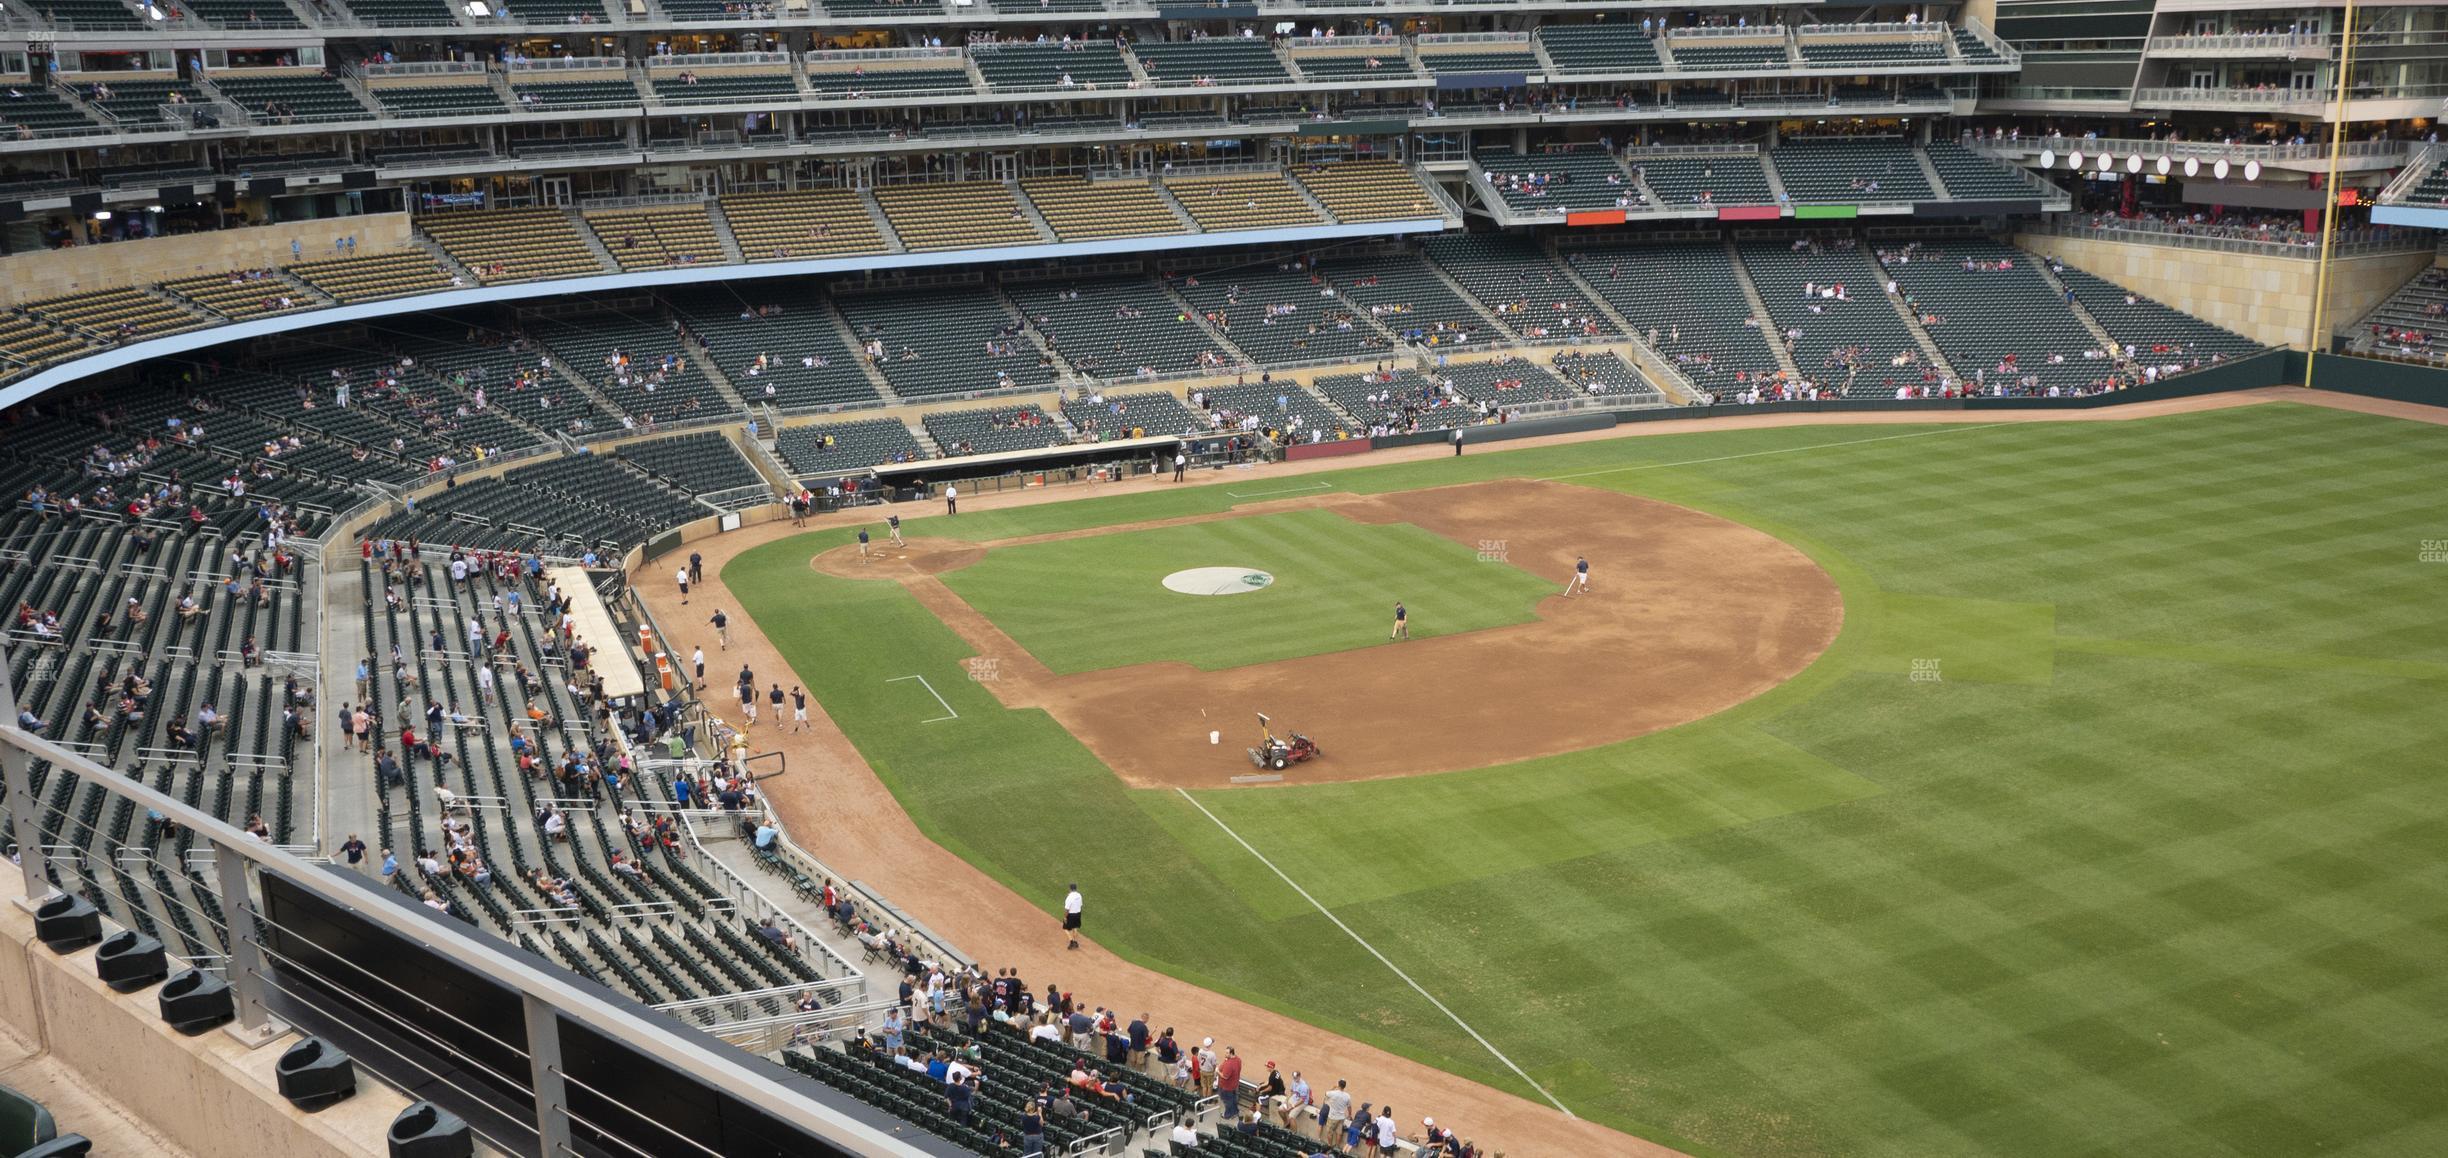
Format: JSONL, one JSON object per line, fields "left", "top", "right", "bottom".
{"left": 1538, "top": 422, "right": 2015, "bottom": 482}
{"left": 1173, "top": 788, "right": 1576, "bottom": 1119}
{"left": 885, "top": 675, "right": 958, "bottom": 723}
{"left": 1225, "top": 481, "right": 1334, "bottom": 499}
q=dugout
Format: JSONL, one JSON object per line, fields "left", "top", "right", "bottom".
{"left": 866, "top": 432, "right": 1257, "bottom": 499}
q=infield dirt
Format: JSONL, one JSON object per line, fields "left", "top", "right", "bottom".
{"left": 815, "top": 478, "right": 1843, "bottom": 787}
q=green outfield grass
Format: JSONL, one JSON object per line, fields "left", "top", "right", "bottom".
{"left": 725, "top": 402, "right": 2448, "bottom": 1158}
{"left": 935, "top": 508, "right": 1556, "bottom": 673}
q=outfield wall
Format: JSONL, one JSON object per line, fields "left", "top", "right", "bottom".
{"left": 2302, "top": 351, "right": 2448, "bottom": 407}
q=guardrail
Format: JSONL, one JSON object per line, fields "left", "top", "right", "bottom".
{"left": 364, "top": 59, "right": 487, "bottom": 79}
{"left": 2021, "top": 218, "right": 2430, "bottom": 259}
{"left": 2144, "top": 31, "right": 2327, "bottom": 55}
{"left": 0, "top": 696, "right": 948, "bottom": 1157}
{"left": 509, "top": 56, "right": 627, "bottom": 72}
{"left": 1968, "top": 132, "right": 2408, "bottom": 165}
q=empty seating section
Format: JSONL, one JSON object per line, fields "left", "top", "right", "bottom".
{"left": 1954, "top": 28, "right": 2004, "bottom": 64}
{"left": 972, "top": 42, "right": 1135, "bottom": 91}
{"left": 2056, "top": 266, "right": 2261, "bottom": 360}
{"left": 1439, "top": 358, "right": 1587, "bottom": 406}
{"left": 1925, "top": 141, "right": 2038, "bottom": 200}
{"left": 585, "top": 206, "right": 726, "bottom": 271}
{"left": 512, "top": 79, "right": 641, "bottom": 110}
{"left": 369, "top": 453, "right": 703, "bottom": 552}
{"left": 1537, "top": 26, "right": 1664, "bottom": 74}
{"left": 873, "top": 182, "right": 1042, "bottom": 252}
{"left": 0, "top": 89, "right": 99, "bottom": 135}
{"left": 420, "top": 209, "right": 604, "bottom": 283}
{"left": 21, "top": 288, "right": 194, "bottom": 341}
{"left": 0, "top": 315, "right": 89, "bottom": 370}
{"left": 341, "top": 0, "right": 456, "bottom": 22}
{"left": 667, "top": 287, "right": 878, "bottom": 411}
{"left": 1883, "top": 240, "right": 2106, "bottom": 393}
{"left": 835, "top": 287, "right": 1053, "bottom": 399}
{"left": 370, "top": 84, "right": 509, "bottom": 119}
{"left": 1327, "top": 252, "right": 1493, "bottom": 348}
{"left": 922, "top": 404, "right": 1069, "bottom": 456}
{"left": 29, "top": 0, "right": 144, "bottom": 30}
{"left": 503, "top": 0, "right": 605, "bottom": 19}
{"left": 160, "top": 271, "right": 317, "bottom": 319}
{"left": 1292, "top": 53, "right": 1417, "bottom": 81}
{"left": 289, "top": 250, "right": 456, "bottom": 302}
{"left": 1059, "top": 390, "right": 1202, "bottom": 439}
{"left": 84, "top": 79, "right": 201, "bottom": 129}
{"left": 651, "top": 72, "right": 798, "bottom": 105}
{"left": 1638, "top": 154, "right": 1773, "bottom": 205}
{"left": 775, "top": 418, "right": 926, "bottom": 476}
{"left": 804, "top": 68, "right": 970, "bottom": 97}
{"left": 1172, "top": 265, "right": 1392, "bottom": 367}
{"left": 1009, "top": 277, "right": 1230, "bottom": 380}
{"left": 214, "top": 74, "right": 369, "bottom": 123}
{"left": 1417, "top": 47, "right": 1540, "bottom": 75}
{"left": 1424, "top": 234, "right": 1619, "bottom": 342}
{"left": 1565, "top": 243, "right": 1783, "bottom": 383}
{"left": 1132, "top": 39, "right": 1292, "bottom": 85}
{"left": 1740, "top": 242, "right": 1928, "bottom": 394}
{"left": 721, "top": 189, "right": 887, "bottom": 261}
{"left": 533, "top": 312, "right": 733, "bottom": 419}
{"left": 1477, "top": 148, "right": 1640, "bottom": 212}
{"left": 1294, "top": 161, "right": 1437, "bottom": 223}
{"left": 1552, "top": 350, "right": 1662, "bottom": 403}
{"left": 1163, "top": 173, "right": 1320, "bottom": 232}
{"left": 1771, "top": 138, "right": 1933, "bottom": 203}
{"left": 1797, "top": 38, "right": 1948, "bottom": 68}
{"left": 1018, "top": 177, "right": 1183, "bottom": 242}
{"left": 618, "top": 431, "right": 764, "bottom": 495}
{"left": 1667, "top": 41, "right": 1792, "bottom": 70}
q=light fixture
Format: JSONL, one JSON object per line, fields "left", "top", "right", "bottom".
{"left": 2127, "top": 154, "right": 2143, "bottom": 173}
{"left": 2099, "top": 152, "right": 2116, "bottom": 173}
{"left": 2068, "top": 150, "right": 2084, "bottom": 169}
{"left": 2184, "top": 157, "right": 2200, "bottom": 177}
{"left": 2214, "top": 158, "right": 2230, "bottom": 179}
{"left": 2243, "top": 160, "right": 2261, "bottom": 181}
{"left": 2156, "top": 156, "right": 2171, "bottom": 175}
{"left": 92, "top": 210, "right": 112, "bottom": 220}
{"left": 2038, "top": 148, "right": 2056, "bottom": 168}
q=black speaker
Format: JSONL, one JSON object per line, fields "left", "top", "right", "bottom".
{"left": 17, "top": 1135, "right": 92, "bottom": 1157}
{"left": 344, "top": 169, "right": 377, "bottom": 189}
{"left": 276, "top": 1037, "right": 358, "bottom": 1109}
{"left": 95, "top": 929, "right": 169, "bottom": 992}
{"left": 248, "top": 177, "right": 283, "bottom": 197}
{"left": 157, "top": 968, "right": 236, "bottom": 1034}
{"left": 67, "top": 192, "right": 100, "bottom": 215}
{"left": 387, "top": 1101, "right": 473, "bottom": 1158}
{"left": 0, "top": 200, "right": 23, "bottom": 223}
{"left": 215, "top": 179, "right": 237, "bottom": 207}
{"left": 33, "top": 894, "right": 101, "bottom": 952}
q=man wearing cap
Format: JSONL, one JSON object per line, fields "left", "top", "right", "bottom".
{"left": 1260, "top": 1061, "right": 1288, "bottom": 1126}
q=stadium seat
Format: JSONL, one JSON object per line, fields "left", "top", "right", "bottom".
{"left": 1162, "top": 172, "right": 1320, "bottom": 232}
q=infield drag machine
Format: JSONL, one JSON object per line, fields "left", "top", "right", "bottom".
{"left": 1247, "top": 712, "right": 1322, "bottom": 771}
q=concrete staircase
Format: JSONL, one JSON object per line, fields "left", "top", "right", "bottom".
{"left": 692, "top": 356, "right": 756, "bottom": 415}
{"left": 1286, "top": 174, "right": 1340, "bottom": 225}
{"left": 566, "top": 209, "right": 622, "bottom": 273}
{"left": 705, "top": 199, "right": 746, "bottom": 264}
{"left": 1724, "top": 241, "right": 1804, "bottom": 380}
{"left": 1913, "top": 149, "right": 1950, "bottom": 199}
{"left": 1151, "top": 180, "right": 1203, "bottom": 233}
{"left": 2029, "top": 260, "right": 2123, "bottom": 355}
{"left": 857, "top": 189, "right": 908, "bottom": 254}
{"left": 1157, "top": 282, "right": 1252, "bottom": 367}
{"left": 1415, "top": 252, "right": 1520, "bottom": 341}
{"left": 542, "top": 354, "right": 633, "bottom": 421}
{"left": 1877, "top": 280, "right": 1962, "bottom": 383}
{"left": 1758, "top": 152, "right": 1793, "bottom": 205}
{"left": 821, "top": 299, "right": 900, "bottom": 403}
{"left": 1005, "top": 180, "right": 1059, "bottom": 244}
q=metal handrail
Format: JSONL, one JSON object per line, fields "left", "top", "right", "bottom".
{"left": 2021, "top": 218, "right": 2428, "bottom": 259}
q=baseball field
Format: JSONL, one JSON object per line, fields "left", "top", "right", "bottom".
{"left": 721, "top": 400, "right": 2448, "bottom": 1157}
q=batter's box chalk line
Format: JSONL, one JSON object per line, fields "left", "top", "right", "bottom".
{"left": 885, "top": 674, "right": 958, "bottom": 723}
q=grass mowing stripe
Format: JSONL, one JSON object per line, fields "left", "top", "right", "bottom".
{"left": 1171, "top": 786, "right": 1579, "bottom": 1120}
{"left": 1535, "top": 422, "right": 2017, "bottom": 482}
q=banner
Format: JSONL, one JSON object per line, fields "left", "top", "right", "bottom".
{"left": 1794, "top": 204, "right": 1858, "bottom": 220}
{"left": 1565, "top": 209, "right": 1626, "bottom": 227}
{"left": 1715, "top": 205, "right": 1782, "bottom": 222}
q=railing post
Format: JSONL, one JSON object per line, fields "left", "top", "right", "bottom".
{"left": 213, "top": 838, "right": 291, "bottom": 1046}
{"left": 525, "top": 993, "right": 576, "bottom": 1155}
{"left": 0, "top": 659, "right": 53, "bottom": 907}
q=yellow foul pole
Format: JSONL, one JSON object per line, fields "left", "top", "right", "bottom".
{"left": 2304, "top": 0, "right": 2359, "bottom": 391}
